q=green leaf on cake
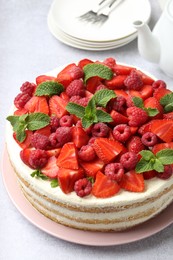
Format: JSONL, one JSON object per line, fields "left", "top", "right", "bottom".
{"left": 94, "top": 89, "right": 116, "bottom": 108}
{"left": 156, "top": 149, "right": 173, "bottom": 165}
{"left": 153, "top": 159, "right": 164, "bottom": 172}
{"left": 132, "top": 97, "right": 144, "bottom": 109}
{"left": 96, "top": 109, "right": 113, "bottom": 123}
{"left": 66, "top": 102, "right": 85, "bottom": 118}
{"left": 26, "top": 112, "right": 50, "bottom": 130}
{"left": 83, "top": 63, "right": 113, "bottom": 83}
{"left": 132, "top": 97, "right": 159, "bottom": 117}
{"left": 31, "top": 170, "right": 48, "bottom": 180}
{"left": 160, "top": 93, "right": 173, "bottom": 112}
{"left": 50, "top": 179, "right": 59, "bottom": 188}
{"left": 35, "top": 81, "right": 64, "bottom": 97}
{"left": 135, "top": 158, "right": 154, "bottom": 173}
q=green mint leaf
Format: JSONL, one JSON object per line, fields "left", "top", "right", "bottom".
{"left": 160, "top": 93, "right": 173, "bottom": 106}
{"left": 96, "top": 109, "right": 113, "bottom": 123}
{"left": 82, "top": 116, "right": 94, "bottom": 128}
{"left": 164, "top": 103, "right": 173, "bottom": 112}
{"left": 156, "top": 149, "right": 173, "bottom": 165}
{"left": 66, "top": 102, "right": 85, "bottom": 119}
{"left": 94, "top": 89, "right": 116, "bottom": 108}
{"left": 6, "top": 115, "right": 21, "bottom": 131}
{"left": 83, "top": 63, "right": 113, "bottom": 83}
{"left": 153, "top": 159, "right": 164, "bottom": 172}
{"left": 84, "top": 98, "right": 97, "bottom": 120}
{"left": 135, "top": 158, "right": 154, "bottom": 173}
{"left": 35, "top": 81, "right": 64, "bottom": 97}
{"left": 31, "top": 170, "right": 48, "bottom": 180}
{"left": 146, "top": 108, "right": 159, "bottom": 117}
{"left": 16, "top": 125, "right": 27, "bottom": 142}
{"left": 26, "top": 112, "right": 50, "bottom": 130}
{"left": 50, "top": 179, "right": 59, "bottom": 188}
{"left": 87, "top": 177, "right": 95, "bottom": 184}
{"left": 140, "top": 150, "right": 155, "bottom": 161}
{"left": 132, "top": 97, "right": 144, "bottom": 109}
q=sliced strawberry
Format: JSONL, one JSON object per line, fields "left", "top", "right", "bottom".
{"left": 57, "top": 142, "right": 79, "bottom": 169}
{"left": 85, "top": 90, "right": 94, "bottom": 99}
{"left": 144, "top": 96, "right": 164, "bottom": 119}
{"left": 93, "top": 138, "right": 124, "bottom": 164}
{"left": 46, "top": 148, "right": 61, "bottom": 157}
{"left": 24, "top": 96, "right": 49, "bottom": 114}
{"left": 137, "top": 70, "right": 155, "bottom": 85}
{"left": 35, "top": 125, "right": 51, "bottom": 137}
{"left": 59, "top": 92, "right": 70, "bottom": 102}
{"left": 110, "top": 110, "right": 129, "bottom": 125}
{"left": 49, "top": 95, "right": 68, "bottom": 118}
{"left": 58, "top": 167, "right": 84, "bottom": 194}
{"left": 71, "top": 126, "right": 89, "bottom": 148}
{"left": 129, "top": 90, "right": 142, "bottom": 99}
{"left": 150, "top": 119, "right": 173, "bottom": 142}
{"left": 86, "top": 76, "right": 102, "bottom": 93}
{"left": 42, "top": 156, "right": 59, "bottom": 178}
{"left": 92, "top": 171, "right": 120, "bottom": 198}
{"left": 57, "top": 63, "right": 83, "bottom": 87}
{"left": 143, "top": 170, "right": 157, "bottom": 180}
{"left": 152, "top": 142, "right": 173, "bottom": 154}
{"left": 138, "top": 121, "right": 152, "bottom": 135}
{"left": 153, "top": 88, "right": 171, "bottom": 101}
{"left": 113, "top": 64, "right": 132, "bottom": 75}
{"left": 163, "top": 112, "right": 173, "bottom": 119}
{"left": 79, "top": 158, "right": 104, "bottom": 179}
{"left": 36, "top": 75, "right": 57, "bottom": 85}
{"left": 78, "top": 58, "right": 93, "bottom": 69}
{"left": 140, "top": 85, "right": 153, "bottom": 100}
{"left": 20, "top": 148, "right": 32, "bottom": 168}
{"left": 13, "top": 130, "right": 33, "bottom": 149}
{"left": 119, "top": 170, "right": 144, "bottom": 192}
{"left": 14, "top": 108, "right": 28, "bottom": 116}
{"left": 105, "top": 75, "right": 126, "bottom": 89}
{"left": 114, "top": 89, "right": 129, "bottom": 99}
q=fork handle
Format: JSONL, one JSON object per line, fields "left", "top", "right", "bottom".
{"left": 98, "top": 0, "right": 124, "bottom": 15}
{"left": 93, "top": 0, "right": 114, "bottom": 13}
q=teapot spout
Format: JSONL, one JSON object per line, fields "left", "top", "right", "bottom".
{"left": 133, "top": 20, "right": 160, "bottom": 63}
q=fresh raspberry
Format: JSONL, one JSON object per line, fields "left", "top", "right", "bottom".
{"left": 111, "top": 96, "right": 127, "bottom": 112}
{"left": 59, "top": 115, "right": 73, "bottom": 127}
{"left": 78, "top": 145, "right": 96, "bottom": 161}
{"left": 157, "top": 165, "right": 173, "bottom": 180}
{"left": 95, "top": 84, "right": 107, "bottom": 91}
{"left": 104, "top": 163, "right": 124, "bottom": 182}
{"left": 29, "top": 149, "right": 48, "bottom": 169}
{"left": 31, "top": 133, "right": 50, "bottom": 150}
{"left": 127, "top": 136, "right": 145, "bottom": 154}
{"left": 120, "top": 152, "right": 138, "bottom": 170}
{"left": 126, "top": 96, "right": 135, "bottom": 108}
{"left": 124, "top": 70, "right": 143, "bottom": 90}
{"left": 113, "top": 124, "right": 131, "bottom": 142}
{"left": 77, "top": 97, "right": 89, "bottom": 107}
{"left": 14, "top": 92, "right": 31, "bottom": 109}
{"left": 141, "top": 132, "right": 158, "bottom": 147}
{"left": 91, "top": 122, "right": 109, "bottom": 137}
{"left": 152, "top": 80, "right": 166, "bottom": 90}
{"left": 74, "top": 178, "right": 92, "bottom": 197}
{"left": 66, "top": 79, "right": 85, "bottom": 97}
{"left": 126, "top": 107, "right": 148, "bottom": 127}
{"left": 69, "top": 95, "right": 81, "bottom": 104}
{"left": 49, "top": 133, "right": 61, "bottom": 148}
{"left": 88, "top": 137, "right": 97, "bottom": 146}
{"left": 50, "top": 116, "right": 59, "bottom": 132}
{"left": 103, "top": 57, "right": 116, "bottom": 69}
{"left": 20, "top": 81, "right": 36, "bottom": 96}
{"left": 55, "top": 126, "right": 72, "bottom": 146}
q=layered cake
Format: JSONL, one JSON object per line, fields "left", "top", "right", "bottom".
{"left": 6, "top": 57, "right": 173, "bottom": 231}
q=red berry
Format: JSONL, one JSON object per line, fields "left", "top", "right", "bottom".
{"left": 49, "top": 133, "right": 61, "bottom": 148}
{"left": 141, "top": 132, "right": 158, "bottom": 147}
{"left": 14, "top": 92, "right": 31, "bottom": 109}
{"left": 50, "top": 116, "right": 59, "bottom": 132}
{"left": 127, "top": 136, "right": 145, "bottom": 154}
{"left": 157, "top": 165, "right": 173, "bottom": 180}
{"left": 78, "top": 145, "right": 96, "bottom": 161}
{"left": 113, "top": 124, "right": 131, "bottom": 142}
{"left": 31, "top": 133, "right": 50, "bottom": 150}
{"left": 59, "top": 115, "right": 73, "bottom": 127}
{"left": 104, "top": 163, "right": 124, "bottom": 182}
{"left": 124, "top": 70, "right": 143, "bottom": 90}
{"left": 120, "top": 152, "right": 138, "bottom": 170}
{"left": 29, "top": 149, "right": 48, "bottom": 169}
{"left": 152, "top": 80, "right": 166, "bottom": 90}
{"left": 91, "top": 122, "right": 109, "bottom": 137}
{"left": 127, "top": 106, "right": 148, "bottom": 127}
{"left": 69, "top": 95, "right": 81, "bottom": 103}
{"left": 111, "top": 96, "right": 127, "bottom": 112}
{"left": 95, "top": 84, "right": 107, "bottom": 91}
{"left": 74, "top": 178, "right": 92, "bottom": 197}
{"left": 20, "top": 81, "right": 36, "bottom": 96}
{"left": 55, "top": 126, "right": 72, "bottom": 146}
{"left": 77, "top": 97, "right": 89, "bottom": 107}
{"left": 66, "top": 79, "right": 85, "bottom": 97}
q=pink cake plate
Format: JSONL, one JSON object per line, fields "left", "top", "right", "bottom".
{"left": 1, "top": 147, "right": 173, "bottom": 246}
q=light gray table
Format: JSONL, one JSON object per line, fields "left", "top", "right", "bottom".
{"left": 0, "top": 1, "right": 173, "bottom": 259}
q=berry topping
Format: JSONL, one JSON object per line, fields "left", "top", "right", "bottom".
{"left": 104, "top": 163, "right": 124, "bottom": 182}
{"left": 59, "top": 115, "right": 73, "bottom": 127}
{"left": 55, "top": 126, "right": 72, "bottom": 146}
{"left": 20, "top": 81, "right": 36, "bottom": 96}
{"left": 66, "top": 79, "right": 85, "bottom": 97}
{"left": 50, "top": 116, "right": 59, "bottom": 132}
{"left": 141, "top": 132, "right": 158, "bottom": 147}
{"left": 111, "top": 96, "right": 127, "bottom": 112}
{"left": 78, "top": 145, "right": 96, "bottom": 161}
{"left": 31, "top": 133, "right": 50, "bottom": 150}
{"left": 74, "top": 178, "right": 92, "bottom": 197}
{"left": 29, "top": 149, "right": 49, "bottom": 169}
{"left": 124, "top": 70, "right": 143, "bottom": 90}
{"left": 14, "top": 92, "right": 31, "bottom": 109}
{"left": 120, "top": 152, "right": 138, "bottom": 170}
{"left": 157, "top": 165, "right": 173, "bottom": 180}
{"left": 91, "top": 122, "right": 109, "bottom": 137}
{"left": 152, "top": 80, "right": 166, "bottom": 90}
{"left": 126, "top": 106, "right": 148, "bottom": 127}
{"left": 113, "top": 124, "right": 131, "bottom": 142}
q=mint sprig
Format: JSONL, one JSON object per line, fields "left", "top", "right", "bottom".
{"left": 50, "top": 179, "right": 59, "bottom": 188}
{"left": 31, "top": 170, "right": 48, "bottom": 180}
{"left": 35, "top": 81, "right": 64, "bottom": 97}
{"left": 7, "top": 112, "right": 50, "bottom": 142}
{"left": 132, "top": 97, "right": 159, "bottom": 117}
{"left": 136, "top": 149, "right": 173, "bottom": 173}
{"left": 83, "top": 63, "right": 113, "bottom": 83}
{"left": 160, "top": 93, "right": 173, "bottom": 112}
{"left": 66, "top": 89, "right": 115, "bottom": 128}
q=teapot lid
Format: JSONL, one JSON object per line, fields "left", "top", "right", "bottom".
{"left": 166, "top": 0, "right": 173, "bottom": 19}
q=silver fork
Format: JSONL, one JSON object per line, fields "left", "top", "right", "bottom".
{"left": 78, "top": 0, "right": 123, "bottom": 25}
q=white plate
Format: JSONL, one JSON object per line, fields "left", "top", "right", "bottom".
{"left": 49, "top": 0, "right": 151, "bottom": 42}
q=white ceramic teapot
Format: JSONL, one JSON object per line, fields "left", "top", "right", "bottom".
{"left": 133, "top": 0, "right": 173, "bottom": 77}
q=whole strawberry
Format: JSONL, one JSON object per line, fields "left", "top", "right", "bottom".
{"left": 126, "top": 107, "right": 148, "bottom": 127}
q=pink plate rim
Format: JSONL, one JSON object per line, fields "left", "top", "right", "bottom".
{"left": 1, "top": 147, "right": 173, "bottom": 246}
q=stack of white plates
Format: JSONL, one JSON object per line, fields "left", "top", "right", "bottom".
{"left": 47, "top": 0, "right": 151, "bottom": 51}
